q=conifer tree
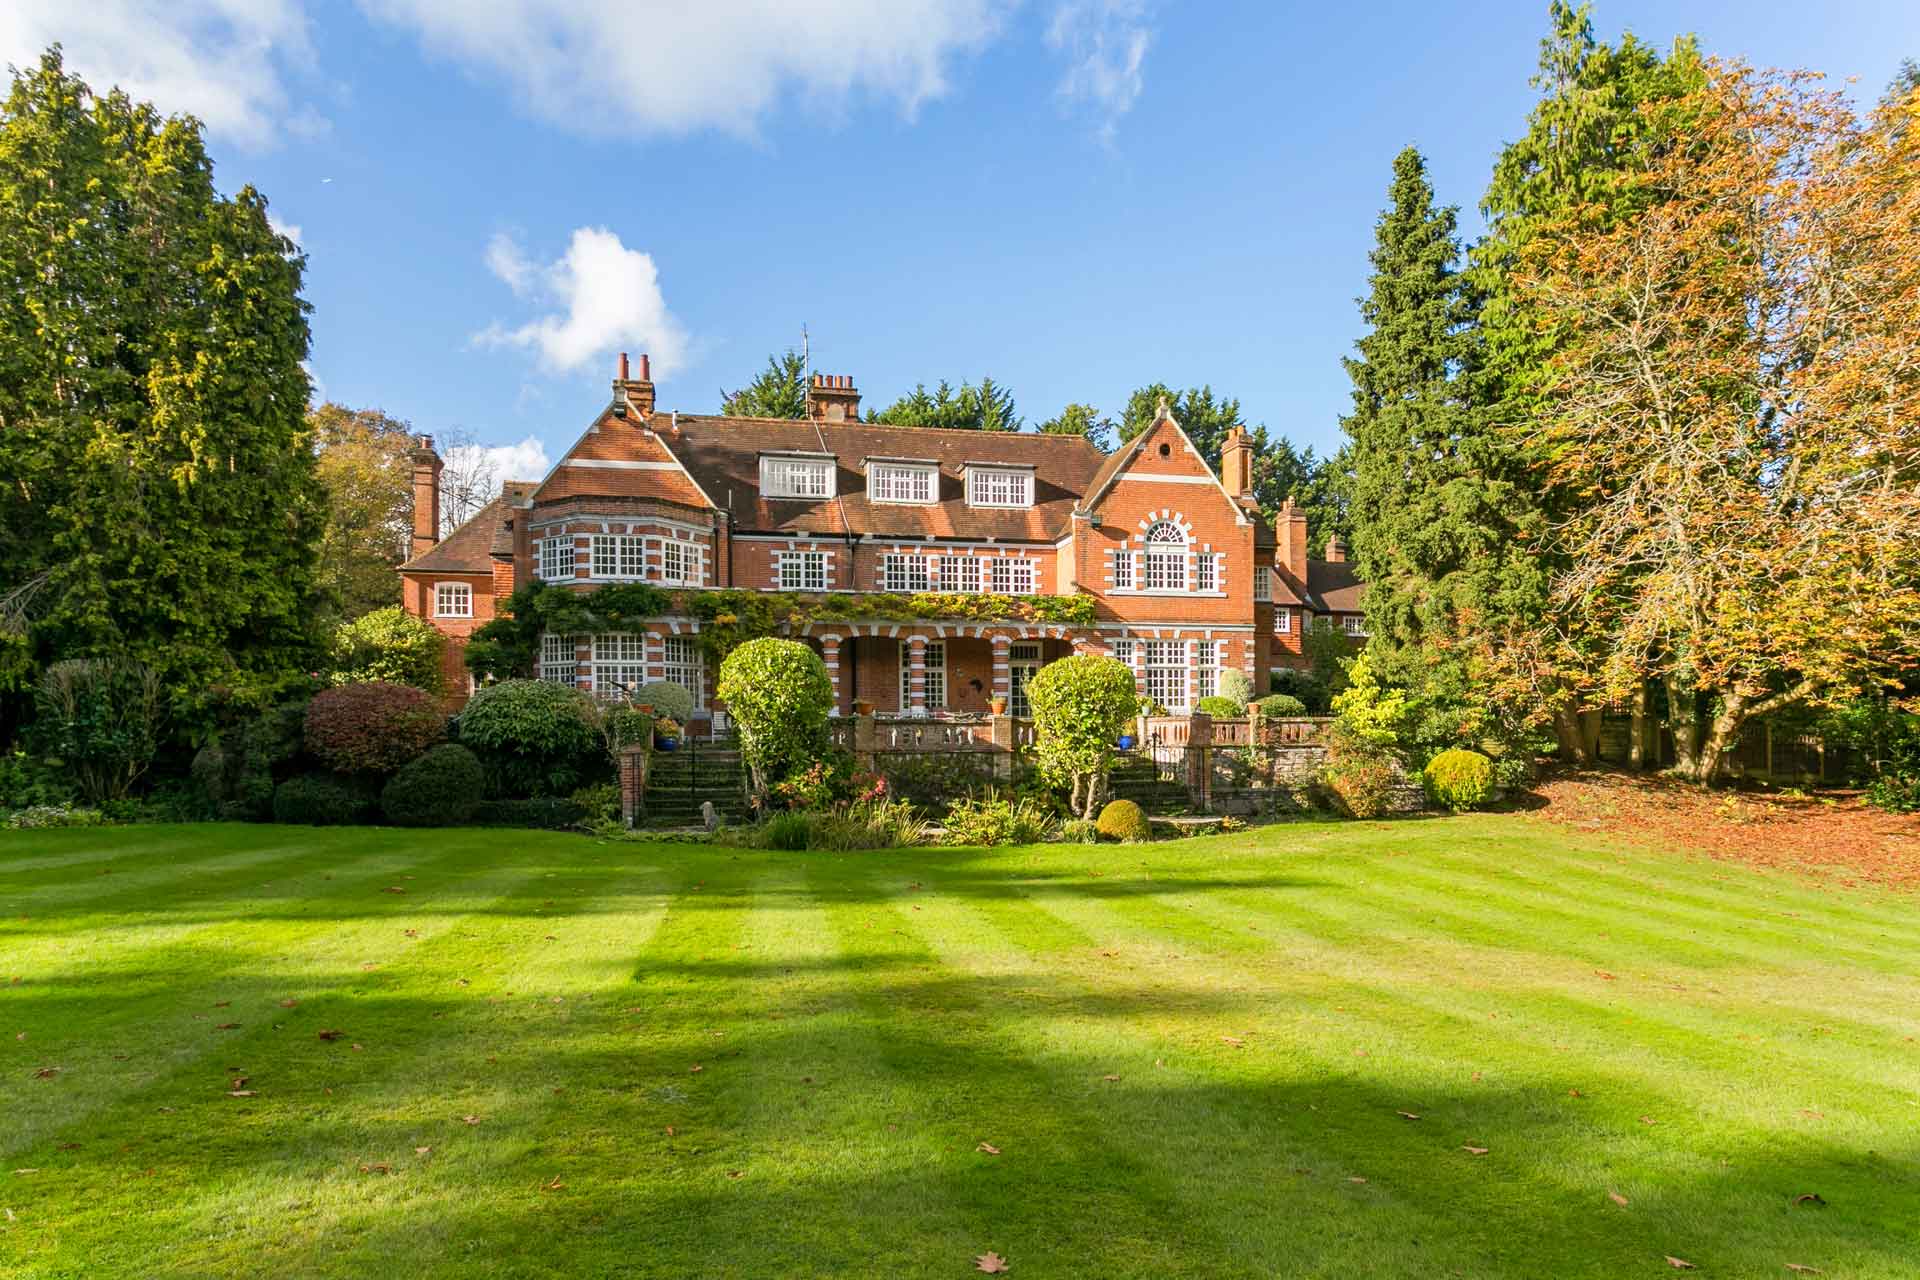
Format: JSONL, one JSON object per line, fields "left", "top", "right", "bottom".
{"left": 720, "top": 347, "right": 809, "bottom": 419}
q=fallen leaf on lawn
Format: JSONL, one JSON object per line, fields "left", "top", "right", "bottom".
{"left": 1221, "top": 1036, "right": 1245, "bottom": 1048}
{"left": 14, "top": 1169, "right": 41, "bottom": 1175}
{"left": 1102, "top": 1074, "right": 1120, "bottom": 1082}
{"left": 1463, "top": 1146, "right": 1489, "bottom": 1155}
{"left": 317, "top": 1030, "right": 344, "bottom": 1041}
{"left": 456, "top": 979, "right": 470, "bottom": 987}
{"left": 544, "top": 935, "right": 557, "bottom": 942}
{"left": 415, "top": 1146, "right": 431, "bottom": 1156}
{"left": 215, "top": 1023, "right": 240, "bottom": 1031}
{"left": 1665, "top": 1258, "right": 1695, "bottom": 1270}
{"left": 57, "top": 1142, "right": 79, "bottom": 1151}
{"left": 230, "top": 1076, "right": 249, "bottom": 1088}
{"left": 360, "top": 963, "right": 377, "bottom": 971}
{"left": 1794, "top": 1193, "right": 1826, "bottom": 1207}
{"left": 1397, "top": 1111, "right": 1420, "bottom": 1120}
{"left": 359, "top": 1163, "right": 392, "bottom": 1175}
{"left": 977, "top": 1143, "right": 1001, "bottom": 1155}
{"left": 31, "top": 1067, "right": 58, "bottom": 1080}
{"left": 664, "top": 1126, "right": 674, "bottom": 1137}
{"left": 227, "top": 1090, "right": 256, "bottom": 1098}
{"left": 13, "top": 1032, "right": 22, "bottom": 1041}
{"left": 689, "top": 1065, "right": 703, "bottom": 1074}
{"left": 975, "top": 1252, "right": 1010, "bottom": 1274}
{"left": 1785, "top": 1265, "right": 1820, "bottom": 1274}
{"left": 404, "top": 930, "right": 418, "bottom": 938}
{"left": 1640, "top": 1115, "right": 1658, "bottom": 1125}
{"left": 1799, "top": 1109, "right": 1824, "bottom": 1119}
{"left": 542, "top": 1176, "right": 564, "bottom": 1191}
{"left": 462, "top": 1115, "right": 481, "bottom": 1125}
{"left": 351, "top": 1044, "right": 363, "bottom": 1052}
{"left": 1609, "top": 1191, "right": 1629, "bottom": 1207}
{"left": 213, "top": 1001, "right": 231, "bottom": 1008}
{"left": 1348, "top": 1176, "right": 1367, "bottom": 1184}
{"left": 1595, "top": 971, "right": 1617, "bottom": 981}
{"left": 725, "top": 1170, "right": 744, "bottom": 1180}
{"left": 383, "top": 887, "right": 405, "bottom": 894}
{"left": 278, "top": 999, "right": 299, "bottom": 1008}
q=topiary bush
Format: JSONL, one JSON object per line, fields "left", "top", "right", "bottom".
{"left": 1196, "top": 695, "right": 1243, "bottom": 719}
{"left": 1217, "top": 668, "right": 1253, "bottom": 709}
{"left": 457, "top": 679, "right": 602, "bottom": 797}
{"left": 1030, "top": 655, "right": 1139, "bottom": 818}
{"left": 1253, "top": 694, "right": 1308, "bottom": 717}
{"left": 381, "top": 744, "right": 485, "bottom": 826}
{"left": 1095, "top": 798, "right": 1150, "bottom": 842}
{"left": 305, "top": 682, "right": 444, "bottom": 774}
{"left": 716, "top": 639, "right": 833, "bottom": 800}
{"left": 328, "top": 606, "right": 447, "bottom": 693}
{"left": 272, "top": 774, "right": 373, "bottom": 825}
{"left": 633, "top": 680, "right": 695, "bottom": 724}
{"left": 1423, "top": 748, "right": 1495, "bottom": 812}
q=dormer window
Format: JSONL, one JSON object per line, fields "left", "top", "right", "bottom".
{"left": 761, "top": 453, "right": 836, "bottom": 499}
{"left": 867, "top": 459, "right": 937, "bottom": 504}
{"left": 965, "top": 465, "right": 1033, "bottom": 508}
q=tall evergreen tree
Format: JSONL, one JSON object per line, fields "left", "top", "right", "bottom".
{"left": 720, "top": 347, "right": 809, "bottom": 419}
{"left": 0, "top": 49, "right": 325, "bottom": 732}
{"left": 1036, "top": 403, "right": 1116, "bottom": 450}
{"left": 870, "top": 377, "right": 1021, "bottom": 431}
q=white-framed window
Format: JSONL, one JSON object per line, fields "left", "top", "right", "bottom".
{"left": 619, "top": 536, "right": 646, "bottom": 579}
{"left": 537, "top": 536, "right": 573, "bottom": 582}
{"left": 434, "top": 582, "right": 472, "bottom": 618}
{"left": 1143, "top": 521, "right": 1186, "bottom": 591}
{"left": 762, "top": 456, "right": 835, "bottom": 499}
{"left": 539, "top": 633, "right": 577, "bottom": 684}
{"left": 1112, "top": 549, "right": 1133, "bottom": 589}
{"left": 591, "top": 534, "right": 620, "bottom": 579}
{"left": 966, "top": 467, "right": 1032, "bottom": 508}
{"left": 1275, "top": 608, "right": 1292, "bottom": 634}
{"left": 1343, "top": 615, "right": 1367, "bottom": 637}
{"left": 990, "top": 558, "right": 1036, "bottom": 595}
{"left": 882, "top": 554, "right": 930, "bottom": 592}
{"left": 869, "top": 463, "right": 936, "bottom": 504}
{"left": 779, "top": 550, "right": 827, "bottom": 592}
{"left": 1195, "top": 554, "right": 1217, "bottom": 593}
{"left": 660, "top": 539, "right": 696, "bottom": 585}
{"left": 1143, "top": 640, "right": 1186, "bottom": 712}
{"left": 900, "top": 640, "right": 947, "bottom": 709}
{"left": 1009, "top": 641, "right": 1043, "bottom": 718}
{"left": 1254, "top": 566, "right": 1272, "bottom": 603}
{"left": 662, "top": 635, "right": 705, "bottom": 709}
{"left": 1111, "top": 639, "right": 1134, "bottom": 669}
{"left": 590, "top": 633, "right": 647, "bottom": 698}
{"left": 1196, "top": 642, "right": 1222, "bottom": 702}
{"left": 937, "top": 556, "right": 980, "bottom": 593}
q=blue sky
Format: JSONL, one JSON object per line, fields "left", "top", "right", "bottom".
{"left": 6, "top": 1, "right": 1917, "bottom": 481}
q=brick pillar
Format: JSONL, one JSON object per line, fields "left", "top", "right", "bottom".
{"left": 907, "top": 636, "right": 928, "bottom": 716}
{"left": 990, "top": 713, "right": 1016, "bottom": 781}
{"left": 990, "top": 635, "right": 1011, "bottom": 710}
{"left": 853, "top": 711, "right": 877, "bottom": 774}
{"left": 619, "top": 744, "right": 649, "bottom": 830}
{"left": 821, "top": 634, "right": 843, "bottom": 712}
{"left": 1187, "top": 711, "right": 1213, "bottom": 812}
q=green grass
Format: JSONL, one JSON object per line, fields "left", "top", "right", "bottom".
{"left": 2, "top": 817, "right": 1917, "bottom": 1278}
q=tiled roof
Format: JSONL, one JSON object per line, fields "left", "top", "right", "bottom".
{"left": 404, "top": 482, "right": 535, "bottom": 573}
{"left": 663, "top": 416, "right": 1109, "bottom": 543}
{"left": 1307, "top": 559, "right": 1365, "bottom": 612}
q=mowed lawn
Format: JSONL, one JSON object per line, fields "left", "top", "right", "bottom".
{"left": 3, "top": 818, "right": 1917, "bottom": 1278}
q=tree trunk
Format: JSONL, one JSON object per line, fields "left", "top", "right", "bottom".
{"left": 1689, "top": 694, "right": 1750, "bottom": 785}
{"left": 1554, "top": 703, "right": 1593, "bottom": 766}
{"left": 1628, "top": 682, "right": 1649, "bottom": 772}
{"left": 1666, "top": 675, "right": 1704, "bottom": 779}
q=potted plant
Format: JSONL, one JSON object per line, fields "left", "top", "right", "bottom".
{"left": 654, "top": 717, "right": 683, "bottom": 752}
{"left": 1116, "top": 732, "right": 1136, "bottom": 751}
{"left": 852, "top": 697, "right": 875, "bottom": 716}
{"left": 988, "top": 694, "right": 1008, "bottom": 715}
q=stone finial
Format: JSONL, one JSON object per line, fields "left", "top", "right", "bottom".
{"left": 1155, "top": 394, "right": 1172, "bottom": 421}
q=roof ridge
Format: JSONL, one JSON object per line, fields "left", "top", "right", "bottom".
{"left": 398, "top": 490, "right": 507, "bottom": 572}
{"left": 677, "top": 414, "right": 1100, "bottom": 444}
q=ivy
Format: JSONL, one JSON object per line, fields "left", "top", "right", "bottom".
{"left": 465, "top": 580, "right": 1098, "bottom": 682}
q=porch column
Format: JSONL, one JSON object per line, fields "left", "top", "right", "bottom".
{"left": 821, "top": 634, "right": 842, "bottom": 712}
{"left": 907, "top": 635, "right": 928, "bottom": 717}
{"left": 990, "top": 634, "right": 1010, "bottom": 710}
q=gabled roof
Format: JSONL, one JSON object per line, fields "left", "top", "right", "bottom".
{"left": 1306, "top": 558, "right": 1364, "bottom": 612}
{"left": 403, "top": 481, "right": 535, "bottom": 573}
{"left": 662, "top": 415, "right": 1108, "bottom": 542}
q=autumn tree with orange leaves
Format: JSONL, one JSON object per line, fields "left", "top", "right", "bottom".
{"left": 1515, "top": 63, "right": 1920, "bottom": 782}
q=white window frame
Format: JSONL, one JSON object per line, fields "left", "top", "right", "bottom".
{"left": 869, "top": 463, "right": 937, "bottom": 505}
{"left": 662, "top": 635, "right": 705, "bottom": 710}
{"left": 537, "top": 536, "right": 573, "bottom": 582}
{"left": 989, "top": 558, "right": 1036, "bottom": 595}
{"left": 1009, "top": 641, "right": 1043, "bottom": 718}
{"left": 539, "top": 633, "right": 577, "bottom": 684}
{"left": 434, "top": 581, "right": 472, "bottom": 618}
{"left": 1196, "top": 642, "right": 1222, "bottom": 702}
{"left": 761, "top": 456, "right": 835, "bottom": 499}
{"left": 1195, "top": 554, "right": 1217, "bottom": 593}
{"left": 882, "top": 554, "right": 931, "bottom": 593}
{"left": 1275, "top": 607, "right": 1292, "bottom": 634}
{"left": 1254, "top": 566, "right": 1272, "bottom": 603}
{"left": 900, "top": 640, "right": 948, "bottom": 709}
{"left": 660, "top": 538, "right": 696, "bottom": 586}
{"left": 936, "top": 555, "right": 980, "bottom": 593}
{"left": 779, "top": 550, "right": 827, "bottom": 592}
{"left": 966, "top": 467, "right": 1032, "bottom": 508}
{"left": 590, "top": 633, "right": 647, "bottom": 699}
{"left": 1143, "top": 640, "right": 1187, "bottom": 712}
{"left": 1112, "top": 549, "right": 1133, "bottom": 590}
{"left": 1143, "top": 522, "right": 1187, "bottom": 592}
{"left": 1343, "top": 615, "right": 1367, "bottom": 637}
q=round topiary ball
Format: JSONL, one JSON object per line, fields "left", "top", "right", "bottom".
{"left": 1195, "top": 695, "right": 1243, "bottom": 719}
{"left": 1253, "top": 693, "right": 1308, "bottom": 717}
{"left": 1095, "top": 797, "right": 1150, "bottom": 842}
{"left": 382, "top": 744, "right": 486, "bottom": 827}
{"left": 304, "top": 682, "right": 444, "bottom": 774}
{"left": 1422, "top": 748, "right": 1495, "bottom": 812}
{"left": 271, "top": 774, "right": 372, "bottom": 825}
{"left": 634, "top": 680, "right": 695, "bottom": 724}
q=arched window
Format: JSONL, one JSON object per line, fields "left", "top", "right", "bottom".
{"left": 1143, "top": 521, "right": 1186, "bottom": 590}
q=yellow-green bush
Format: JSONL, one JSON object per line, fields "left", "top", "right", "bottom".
{"left": 1095, "top": 797, "right": 1150, "bottom": 842}
{"left": 1423, "top": 748, "right": 1495, "bottom": 811}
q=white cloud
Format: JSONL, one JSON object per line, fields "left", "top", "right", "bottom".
{"left": 0, "top": 1, "right": 326, "bottom": 148}
{"left": 476, "top": 227, "right": 689, "bottom": 378}
{"left": 447, "top": 436, "right": 551, "bottom": 485}
{"left": 356, "top": 0, "right": 1007, "bottom": 138}
{"left": 269, "top": 213, "right": 304, "bottom": 249}
{"left": 1046, "top": 0, "right": 1152, "bottom": 143}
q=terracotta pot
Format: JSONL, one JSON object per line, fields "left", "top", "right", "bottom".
{"left": 988, "top": 696, "right": 1008, "bottom": 715}
{"left": 852, "top": 699, "right": 875, "bottom": 716}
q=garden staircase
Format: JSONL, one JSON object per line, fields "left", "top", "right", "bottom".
{"left": 641, "top": 741, "right": 750, "bottom": 829}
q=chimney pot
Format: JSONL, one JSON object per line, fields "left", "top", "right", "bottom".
{"left": 637, "top": 353, "right": 651, "bottom": 382}
{"left": 618, "top": 351, "right": 629, "bottom": 382}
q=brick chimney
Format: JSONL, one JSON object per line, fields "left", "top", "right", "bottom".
{"left": 1279, "top": 497, "right": 1309, "bottom": 585}
{"left": 409, "top": 435, "right": 443, "bottom": 557}
{"left": 1220, "top": 425, "right": 1254, "bottom": 499}
{"left": 1324, "top": 532, "right": 1348, "bottom": 563}
{"left": 613, "top": 351, "right": 654, "bottom": 418}
{"left": 808, "top": 373, "right": 860, "bottom": 423}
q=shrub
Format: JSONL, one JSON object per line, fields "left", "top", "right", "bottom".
{"left": 470, "top": 797, "right": 587, "bottom": 829}
{"left": 305, "top": 682, "right": 443, "bottom": 774}
{"left": 6, "top": 804, "right": 108, "bottom": 830}
{"left": 328, "top": 606, "right": 446, "bottom": 693}
{"left": 1422, "top": 748, "right": 1495, "bottom": 811}
{"left": 31, "top": 658, "right": 164, "bottom": 802}
{"left": 811, "top": 798, "right": 924, "bottom": 850}
{"left": 1217, "top": 668, "right": 1253, "bottom": 709}
{"left": 1862, "top": 712, "right": 1920, "bottom": 813}
{"left": 1329, "top": 652, "right": 1409, "bottom": 751}
{"left": 1318, "top": 723, "right": 1403, "bottom": 819}
{"left": 1253, "top": 694, "right": 1308, "bottom": 717}
{"left": 754, "top": 811, "right": 814, "bottom": 851}
{"left": 941, "top": 795, "right": 1060, "bottom": 846}
{"left": 1094, "top": 798, "right": 1151, "bottom": 842}
{"left": 272, "top": 774, "right": 373, "bottom": 826}
{"left": 1196, "top": 696, "right": 1243, "bottom": 719}
{"left": 1059, "top": 818, "right": 1099, "bottom": 844}
{"left": 570, "top": 781, "right": 621, "bottom": 827}
{"left": 1030, "top": 656, "right": 1139, "bottom": 818}
{"left": 192, "top": 701, "right": 308, "bottom": 821}
{"left": 381, "top": 745, "right": 486, "bottom": 827}
{"left": 633, "top": 680, "right": 695, "bottom": 724}
{"left": 0, "top": 749, "right": 77, "bottom": 810}
{"left": 458, "top": 679, "right": 601, "bottom": 797}
{"left": 716, "top": 639, "right": 833, "bottom": 798}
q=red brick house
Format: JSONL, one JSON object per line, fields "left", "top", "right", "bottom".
{"left": 400, "top": 354, "right": 1365, "bottom": 722}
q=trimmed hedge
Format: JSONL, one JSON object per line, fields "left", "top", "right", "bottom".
{"left": 272, "top": 774, "right": 373, "bottom": 826}
{"left": 1253, "top": 694, "right": 1308, "bottom": 717}
{"left": 305, "top": 682, "right": 443, "bottom": 774}
{"left": 1095, "top": 798, "right": 1150, "bottom": 842}
{"left": 382, "top": 745, "right": 485, "bottom": 827}
{"left": 1196, "top": 696, "right": 1243, "bottom": 719}
{"left": 634, "top": 680, "right": 694, "bottom": 724}
{"left": 1423, "top": 748, "right": 1495, "bottom": 812}
{"left": 470, "top": 797, "right": 588, "bottom": 829}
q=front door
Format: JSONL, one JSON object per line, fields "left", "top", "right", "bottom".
{"left": 1008, "top": 642, "right": 1042, "bottom": 717}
